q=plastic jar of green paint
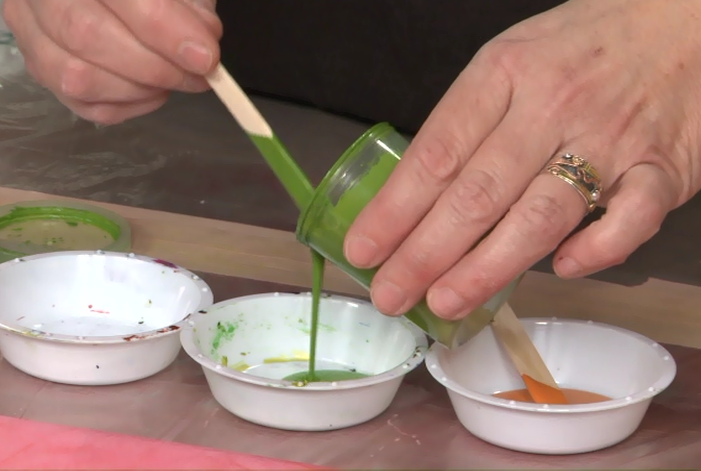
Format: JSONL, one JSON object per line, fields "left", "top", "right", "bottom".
{"left": 296, "top": 123, "right": 523, "bottom": 349}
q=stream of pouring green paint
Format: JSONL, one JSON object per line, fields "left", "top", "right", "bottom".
{"left": 309, "top": 250, "right": 324, "bottom": 380}
{"left": 244, "top": 133, "right": 367, "bottom": 383}
{"left": 248, "top": 134, "right": 314, "bottom": 211}
{"left": 282, "top": 250, "right": 369, "bottom": 383}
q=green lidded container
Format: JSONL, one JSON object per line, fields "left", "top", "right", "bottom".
{"left": 296, "top": 123, "right": 523, "bottom": 349}
{"left": 0, "top": 199, "right": 131, "bottom": 263}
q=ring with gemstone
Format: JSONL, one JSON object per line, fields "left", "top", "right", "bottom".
{"left": 544, "top": 153, "right": 603, "bottom": 212}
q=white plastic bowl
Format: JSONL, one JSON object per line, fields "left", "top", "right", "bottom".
{"left": 180, "top": 292, "right": 428, "bottom": 431}
{"left": 0, "top": 251, "right": 213, "bottom": 385}
{"left": 426, "top": 318, "right": 676, "bottom": 455}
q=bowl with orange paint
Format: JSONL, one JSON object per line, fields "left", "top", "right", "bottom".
{"left": 425, "top": 318, "right": 676, "bottom": 455}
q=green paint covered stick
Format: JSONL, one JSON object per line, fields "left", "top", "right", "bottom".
{"left": 206, "top": 64, "right": 314, "bottom": 210}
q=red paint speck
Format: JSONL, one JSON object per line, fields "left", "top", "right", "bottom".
{"left": 90, "top": 309, "right": 110, "bottom": 314}
{"left": 88, "top": 304, "right": 93, "bottom": 309}
{"left": 154, "top": 259, "right": 178, "bottom": 269}
{"left": 157, "top": 325, "right": 180, "bottom": 333}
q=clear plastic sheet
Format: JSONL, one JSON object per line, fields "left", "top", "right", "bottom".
{"left": 0, "top": 36, "right": 78, "bottom": 146}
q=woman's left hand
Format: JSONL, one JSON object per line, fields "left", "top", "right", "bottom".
{"left": 344, "top": 0, "right": 701, "bottom": 320}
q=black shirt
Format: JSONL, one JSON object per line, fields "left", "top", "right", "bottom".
{"left": 217, "top": 0, "right": 566, "bottom": 133}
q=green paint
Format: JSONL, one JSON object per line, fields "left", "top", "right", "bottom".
{"left": 0, "top": 206, "right": 122, "bottom": 239}
{"left": 296, "top": 123, "right": 522, "bottom": 349}
{"left": 0, "top": 205, "right": 124, "bottom": 259}
{"left": 308, "top": 250, "right": 324, "bottom": 380}
{"left": 296, "top": 315, "right": 335, "bottom": 335}
{"left": 211, "top": 321, "right": 236, "bottom": 356}
{"left": 272, "top": 251, "right": 343, "bottom": 384}
{"left": 283, "top": 369, "right": 368, "bottom": 384}
{"left": 248, "top": 134, "right": 314, "bottom": 211}
{"left": 244, "top": 121, "right": 378, "bottom": 381}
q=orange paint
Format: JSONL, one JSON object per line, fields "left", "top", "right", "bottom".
{"left": 495, "top": 382, "right": 610, "bottom": 405}
{"left": 519, "top": 374, "right": 569, "bottom": 404}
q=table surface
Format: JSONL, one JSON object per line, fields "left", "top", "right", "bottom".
{"left": 0, "top": 272, "right": 698, "bottom": 469}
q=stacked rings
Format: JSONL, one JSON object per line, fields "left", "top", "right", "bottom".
{"left": 544, "top": 153, "right": 603, "bottom": 212}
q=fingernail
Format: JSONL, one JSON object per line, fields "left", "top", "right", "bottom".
{"left": 555, "top": 257, "right": 583, "bottom": 278}
{"left": 371, "top": 281, "right": 407, "bottom": 315}
{"left": 178, "top": 41, "right": 213, "bottom": 74}
{"left": 428, "top": 287, "right": 466, "bottom": 319}
{"left": 344, "top": 235, "right": 379, "bottom": 268}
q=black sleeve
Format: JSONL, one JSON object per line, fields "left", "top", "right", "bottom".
{"left": 216, "top": 0, "right": 566, "bottom": 134}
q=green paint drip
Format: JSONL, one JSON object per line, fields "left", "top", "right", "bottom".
{"left": 287, "top": 250, "right": 325, "bottom": 383}
{"left": 280, "top": 250, "right": 368, "bottom": 385}
{"left": 284, "top": 369, "right": 368, "bottom": 384}
{"left": 308, "top": 250, "right": 324, "bottom": 380}
{"left": 248, "top": 134, "right": 314, "bottom": 211}
{"left": 211, "top": 321, "right": 236, "bottom": 356}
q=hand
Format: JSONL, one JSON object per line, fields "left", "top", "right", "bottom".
{"left": 3, "top": 0, "right": 222, "bottom": 124}
{"left": 344, "top": 0, "right": 701, "bottom": 320}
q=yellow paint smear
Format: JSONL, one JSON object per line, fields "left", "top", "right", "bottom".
{"left": 263, "top": 350, "right": 309, "bottom": 364}
{"left": 229, "top": 361, "right": 250, "bottom": 372}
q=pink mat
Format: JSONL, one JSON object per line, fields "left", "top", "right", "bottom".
{"left": 0, "top": 416, "right": 323, "bottom": 469}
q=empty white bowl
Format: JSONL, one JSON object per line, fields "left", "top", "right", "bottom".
{"left": 0, "top": 251, "right": 213, "bottom": 385}
{"left": 426, "top": 318, "right": 676, "bottom": 455}
{"left": 180, "top": 292, "right": 428, "bottom": 431}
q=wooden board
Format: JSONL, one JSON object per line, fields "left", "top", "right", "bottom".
{"left": 2, "top": 186, "right": 700, "bottom": 349}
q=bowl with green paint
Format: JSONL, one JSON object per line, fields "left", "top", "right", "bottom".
{"left": 0, "top": 199, "right": 131, "bottom": 263}
{"left": 180, "top": 292, "right": 428, "bottom": 431}
{"left": 296, "top": 123, "right": 523, "bottom": 350}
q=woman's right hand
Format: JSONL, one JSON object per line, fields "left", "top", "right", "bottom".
{"left": 3, "top": 0, "right": 222, "bottom": 124}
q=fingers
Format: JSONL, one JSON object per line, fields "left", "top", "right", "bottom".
{"left": 344, "top": 51, "right": 513, "bottom": 270}
{"left": 101, "top": 0, "right": 221, "bottom": 73}
{"left": 553, "top": 164, "right": 675, "bottom": 278}
{"left": 427, "top": 166, "right": 593, "bottom": 319}
{"left": 10, "top": 0, "right": 159, "bottom": 104}
{"left": 27, "top": 0, "right": 207, "bottom": 90}
{"left": 58, "top": 94, "right": 170, "bottom": 125}
{"left": 367, "top": 106, "right": 562, "bottom": 315}
{"left": 7, "top": 0, "right": 221, "bottom": 123}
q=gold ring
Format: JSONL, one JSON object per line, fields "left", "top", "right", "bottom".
{"left": 544, "top": 153, "right": 603, "bottom": 212}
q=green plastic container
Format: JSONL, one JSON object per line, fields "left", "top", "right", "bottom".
{"left": 0, "top": 199, "right": 131, "bottom": 263}
{"left": 296, "top": 123, "right": 523, "bottom": 349}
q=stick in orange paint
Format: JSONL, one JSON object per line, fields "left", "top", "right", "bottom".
{"left": 522, "top": 374, "right": 569, "bottom": 404}
{"left": 491, "top": 304, "right": 569, "bottom": 405}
